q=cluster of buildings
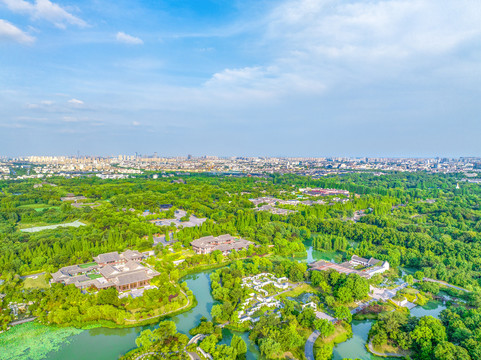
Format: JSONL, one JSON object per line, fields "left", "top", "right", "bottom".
{"left": 249, "top": 193, "right": 350, "bottom": 213}
{"left": 249, "top": 196, "right": 326, "bottom": 207}
{"left": 300, "top": 188, "right": 350, "bottom": 197}
{"left": 191, "top": 234, "right": 253, "bottom": 255}
{"left": 1, "top": 156, "right": 481, "bottom": 181}
{"left": 237, "top": 273, "right": 289, "bottom": 323}
{"left": 310, "top": 255, "right": 390, "bottom": 279}
{"left": 60, "top": 193, "right": 87, "bottom": 202}
{"left": 151, "top": 210, "right": 207, "bottom": 229}
{"left": 256, "top": 204, "right": 297, "bottom": 215}
{"left": 2, "top": 156, "right": 481, "bottom": 181}
{"left": 51, "top": 250, "right": 159, "bottom": 293}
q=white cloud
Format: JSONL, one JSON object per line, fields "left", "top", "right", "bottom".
{"left": 0, "top": 19, "right": 35, "bottom": 43}
{"left": 116, "top": 32, "right": 143, "bottom": 45}
{"left": 132, "top": 121, "right": 141, "bottom": 126}
{"left": 200, "top": 0, "right": 481, "bottom": 102}
{"left": 40, "top": 100, "right": 54, "bottom": 105}
{"left": 68, "top": 98, "right": 84, "bottom": 105}
{"left": 266, "top": 0, "right": 481, "bottom": 61}
{"left": 0, "top": 0, "right": 86, "bottom": 28}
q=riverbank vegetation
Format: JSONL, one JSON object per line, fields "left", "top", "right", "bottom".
{"left": 120, "top": 320, "right": 190, "bottom": 360}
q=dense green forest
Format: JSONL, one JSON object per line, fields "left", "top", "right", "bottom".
{"left": 2, "top": 171, "right": 481, "bottom": 359}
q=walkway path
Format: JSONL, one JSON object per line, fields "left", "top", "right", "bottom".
{"left": 368, "top": 341, "right": 405, "bottom": 358}
{"left": 423, "top": 278, "right": 471, "bottom": 292}
{"left": 187, "top": 351, "right": 201, "bottom": 360}
{"left": 305, "top": 330, "right": 320, "bottom": 360}
{"left": 188, "top": 334, "right": 206, "bottom": 345}
{"left": 125, "top": 288, "right": 191, "bottom": 322}
{"left": 134, "top": 351, "right": 156, "bottom": 360}
{"left": 20, "top": 272, "right": 45, "bottom": 279}
{"left": 8, "top": 317, "right": 37, "bottom": 326}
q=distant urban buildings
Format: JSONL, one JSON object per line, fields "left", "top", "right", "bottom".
{"left": 1, "top": 156, "right": 480, "bottom": 180}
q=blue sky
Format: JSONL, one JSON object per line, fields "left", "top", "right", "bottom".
{"left": 0, "top": 0, "right": 480, "bottom": 157}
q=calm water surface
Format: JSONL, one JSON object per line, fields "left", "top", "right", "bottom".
{"left": 45, "top": 270, "right": 260, "bottom": 360}
{"left": 332, "top": 300, "right": 447, "bottom": 360}
{"left": 332, "top": 320, "right": 397, "bottom": 360}
{"left": 409, "top": 300, "right": 447, "bottom": 319}
{"left": 20, "top": 249, "right": 449, "bottom": 360}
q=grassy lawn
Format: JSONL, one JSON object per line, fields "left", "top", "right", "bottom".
{"left": 17, "top": 204, "right": 60, "bottom": 212}
{"left": 277, "top": 283, "right": 319, "bottom": 299}
{"left": 18, "top": 203, "right": 48, "bottom": 209}
{"left": 88, "top": 274, "right": 102, "bottom": 279}
{"left": 314, "top": 322, "right": 350, "bottom": 347}
{"left": 17, "top": 222, "right": 51, "bottom": 229}
{"left": 23, "top": 274, "right": 50, "bottom": 289}
{"left": 79, "top": 262, "right": 98, "bottom": 268}
{"left": 373, "top": 342, "right": 411, "bottom": 356}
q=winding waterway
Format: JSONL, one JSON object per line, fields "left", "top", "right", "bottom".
{"left": 7, "top": 245, "right": 449, "bottom": 360}
{"left": 39, "top": 270, "right": 261, "bottom": 360}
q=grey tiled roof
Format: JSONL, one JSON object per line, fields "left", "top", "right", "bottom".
{"left": 191, "top": 234, "right": 253, "bottom": 252}
{"left": 99, "top": 265, "right": 119, "bottom": 279}
{"left": 122, "top": 249, "right": 143, "bottom": 260}
{"left": 94, "top": 252, "right": 121, "bottom": 263}
{"left": 114, "top": 270, "right": 151, "bottom": 286}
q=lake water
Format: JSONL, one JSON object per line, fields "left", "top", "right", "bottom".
{"left": 332, "top": 320, "right": 397, "bottom": 360}
{"left": 9, "top": 250, "right": 448, "bottom": 360}
{"left": 409, "top": 300, "right": 447, "bottom": 319}
{"left": 332, "top": 300, "right": 447, "bottom": 360}
{"left": 41, "top": 270, "right": 260, "bottom": 360}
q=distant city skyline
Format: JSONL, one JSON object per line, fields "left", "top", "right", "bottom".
{"left": 1, "top": 0, "right": 480, "bottom": 157}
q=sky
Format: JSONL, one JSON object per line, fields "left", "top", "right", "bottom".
{"left": 0, "top": 0, "right": 480, "bottom": 158}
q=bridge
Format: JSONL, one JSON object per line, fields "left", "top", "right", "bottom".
{"left": 188, "top": 334, "right": 207, "bottom": 345}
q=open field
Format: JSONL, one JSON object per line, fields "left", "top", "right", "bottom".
{"left": 20, "top": 220, "right": 86, "bottom": 233}
{"left": 23, "top": 274, "right": 50, "bottom": 289}
{"left": 17, "top": 204, "right": 60, "bottom": 212}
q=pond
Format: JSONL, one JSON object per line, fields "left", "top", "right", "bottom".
{"left": 409, "top": 300, "right": 447, "bottom": 319}
{"left": 304, "top": 246, "right": 343, "bottom": 264}
{"left": 332, "top": 320, "right": 398, "bottom": 360}
{"left": 219, "top": 328, "right": 262, "bottom": 360}
{"left": 332, "top": 300, "right": 448, "bottom": 360}
{"left": 276, "top": 240, "right": 345, "bottom": 264}
{"left": 5, "top": 270, "right": 260, "bottom": 360}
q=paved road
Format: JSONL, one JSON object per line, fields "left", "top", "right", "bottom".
{"left": 423, "top": 278, "right": 471, "bottom": 292}
{"left": 305, "top": 330, "right": 320, "bottom": 360}
{"left": 187, "top": 352, "right": 201, "bottom": 360}
{"left": 352, "top": 282, "right": 408, "bottom": 314}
